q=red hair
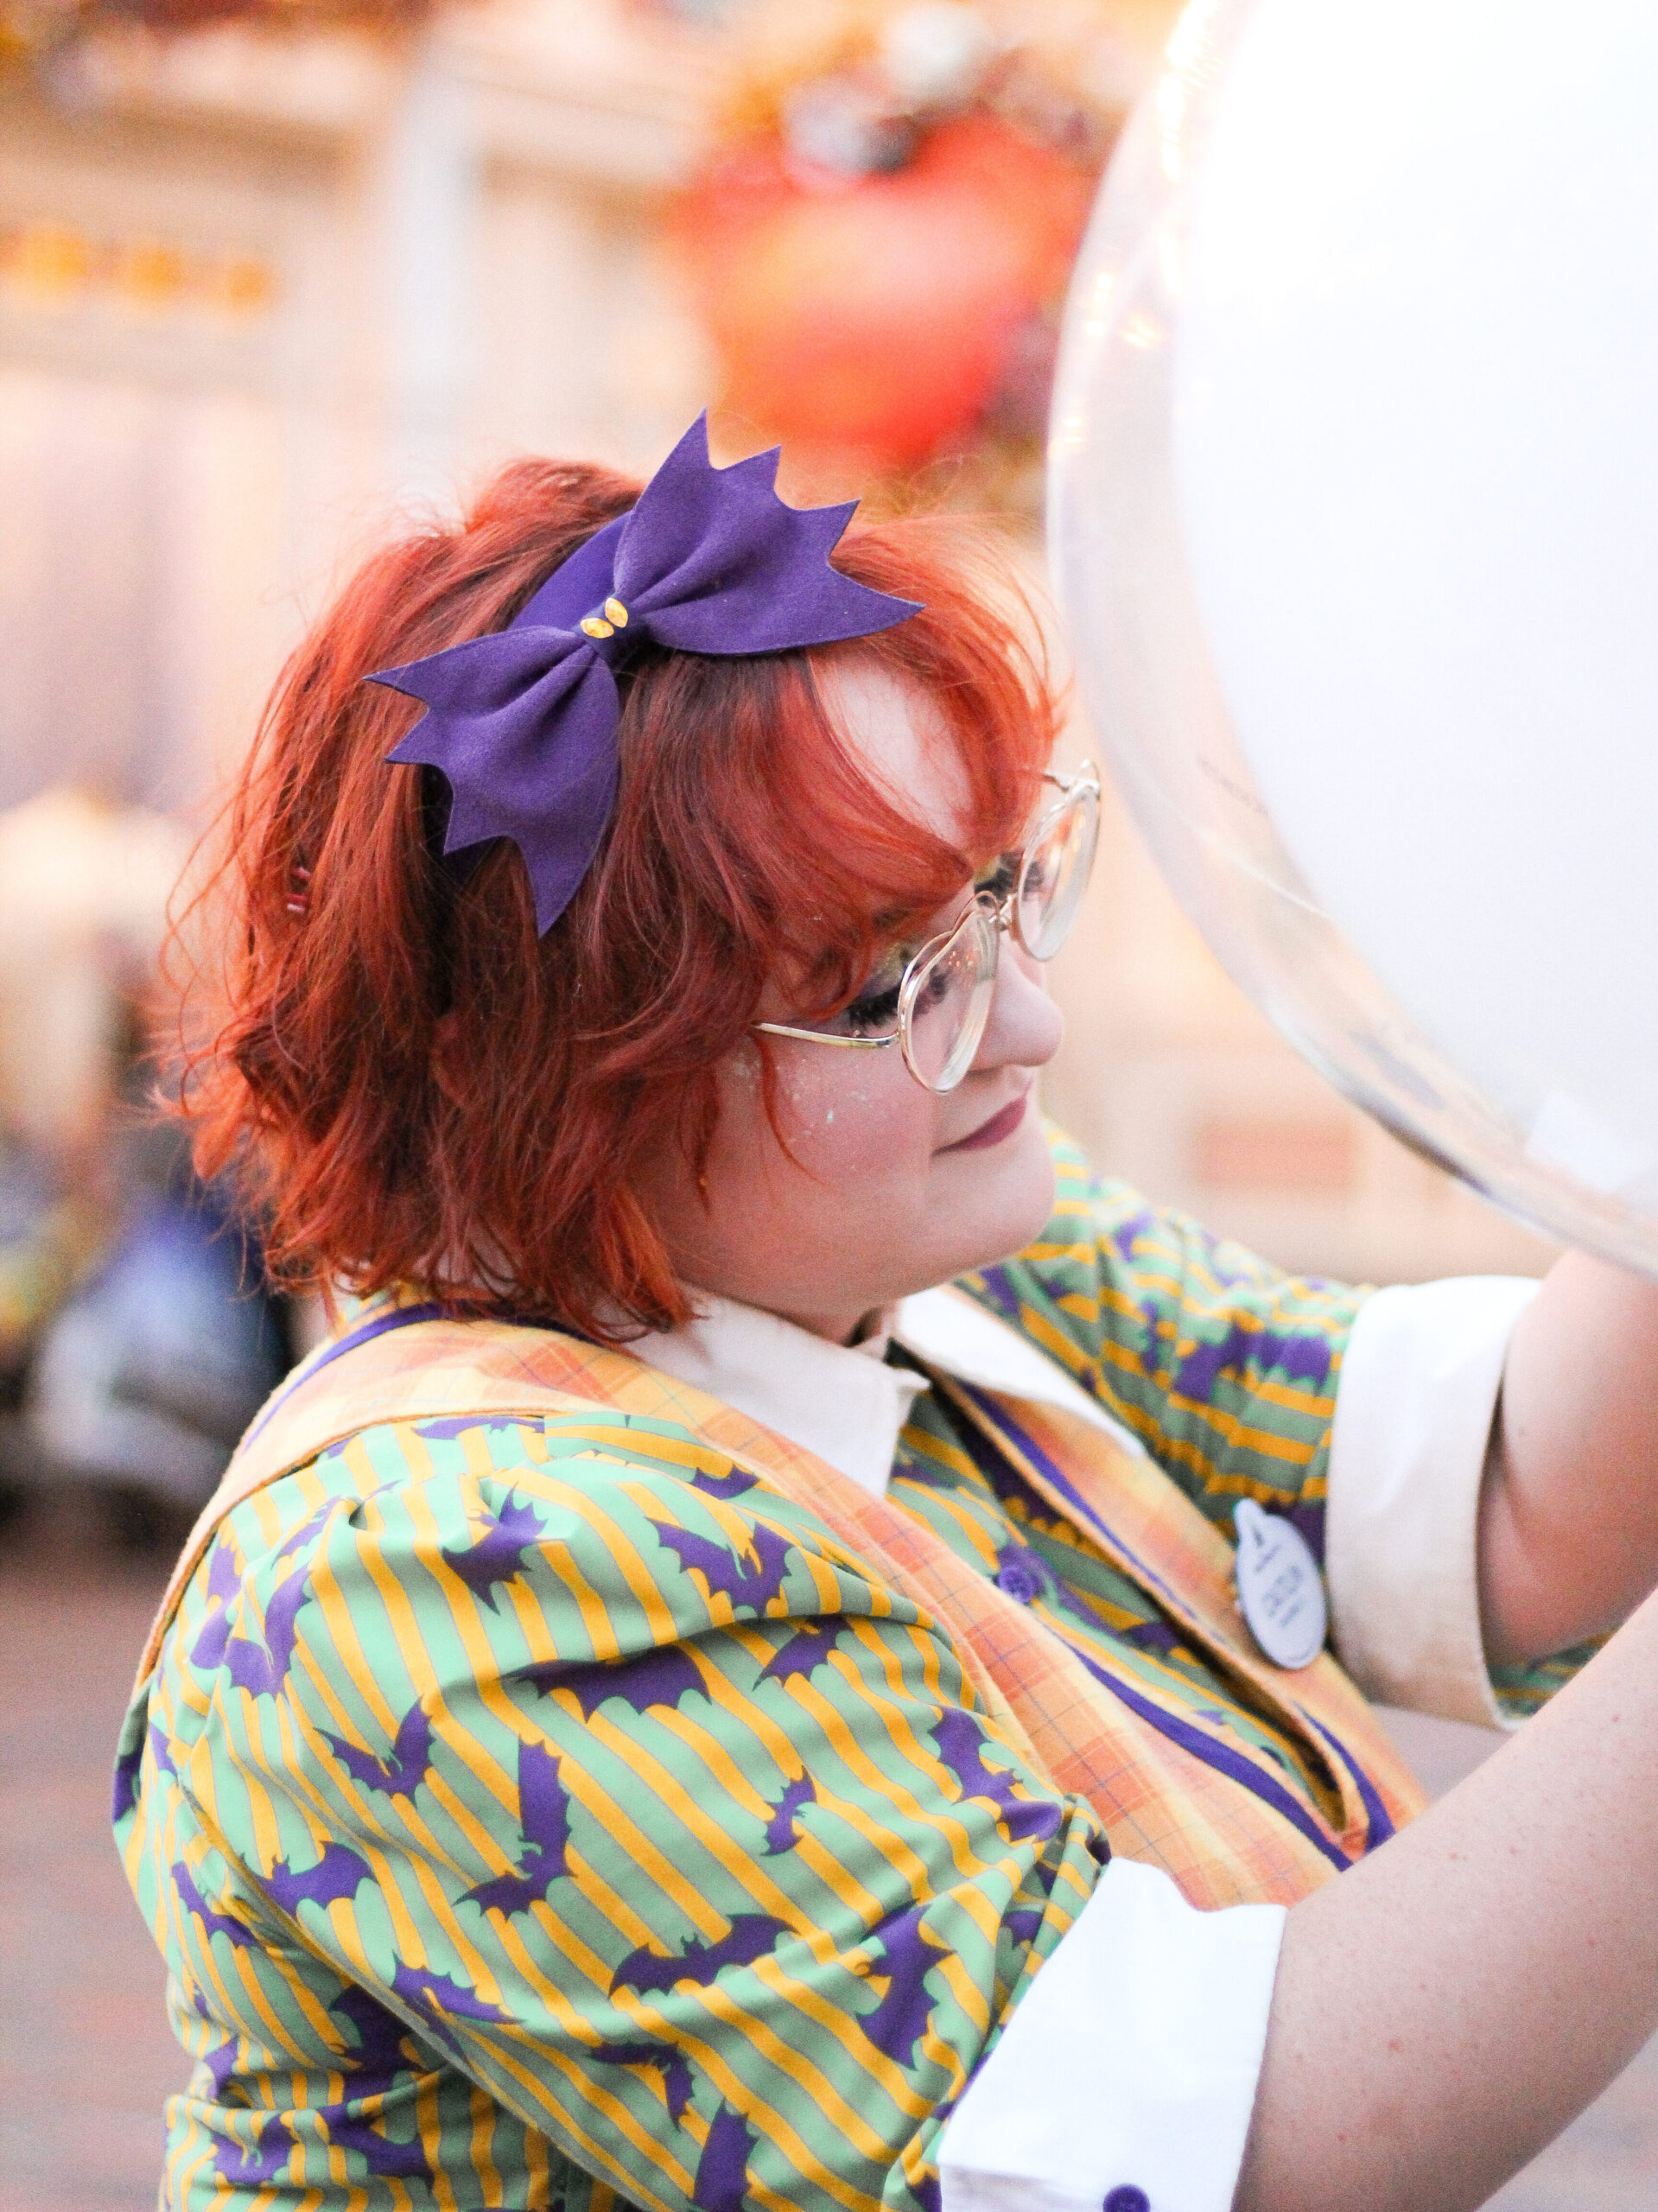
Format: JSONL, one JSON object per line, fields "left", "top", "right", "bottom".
{"left": 175, "top": 455, "right": 1056, "bottom": 1342}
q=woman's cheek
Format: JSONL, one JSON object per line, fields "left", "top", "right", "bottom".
{"left": 774, "top": 1057, "right": 937, "bottom": 1180}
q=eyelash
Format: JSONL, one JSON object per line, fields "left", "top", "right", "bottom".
{"left": 843, "top": 977, "right": 904, "bottom": 1033}
{"left": 838, "top": 855, "right": 1016, "bottom": 1033}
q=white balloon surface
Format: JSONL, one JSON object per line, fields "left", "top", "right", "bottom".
{"left": 1050, "top": 0, "right": 1658, "bottom": 1270}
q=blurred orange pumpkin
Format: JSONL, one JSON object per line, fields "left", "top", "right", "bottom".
{"left": 670, "top": 112, "right": 1097, "bottom": 469}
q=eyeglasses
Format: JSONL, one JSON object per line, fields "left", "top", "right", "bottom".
{"left": 753, "top": 763, "right": 1102, "bottom": 1094}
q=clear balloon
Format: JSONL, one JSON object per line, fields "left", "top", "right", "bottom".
{"left": 1050, "top": 0, "right": 1658, "bottom": 1272}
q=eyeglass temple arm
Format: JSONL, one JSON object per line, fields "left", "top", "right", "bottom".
{"left": 1042, "top": 760, "right": 1101, "bottom": 794}
{"left": 751, "top": 1021, "right": 899, "bottom": 1050}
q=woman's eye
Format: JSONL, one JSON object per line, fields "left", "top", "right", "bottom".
{"left": 980, "top": 854, "right": 1019, "bottom": 902}
{"left": 842, "top": 982, "right": 903, "bottom": 1034}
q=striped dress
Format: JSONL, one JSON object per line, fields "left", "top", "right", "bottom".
{"left": 114, "top": 1134, "right": 1586, "bottom": 2210}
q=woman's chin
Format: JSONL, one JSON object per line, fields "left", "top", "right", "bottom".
{"left": 929, "top": 1110, "right": 1057, "bottom": 1274}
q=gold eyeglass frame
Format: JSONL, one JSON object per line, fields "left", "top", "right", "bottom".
{"left": 753, "top": 762, "right": 1102, "bottom": 1094}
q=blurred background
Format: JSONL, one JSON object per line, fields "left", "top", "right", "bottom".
{"left": 0, "top": 2, "right": 1644, "bottom": 2206}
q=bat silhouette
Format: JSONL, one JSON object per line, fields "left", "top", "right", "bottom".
{"left": 651, "top": 1517, "right": 797, "bottom": 1612}
{"left": 688, "top": 1465, "right": 759, "bottom": 1502}
{"left": 147, "top": 1719, "right": 178, "bottom": 1781}
{"left": 850, "top": 1902, "right": 938, "bottom": 2070}
{"left": 415, "top": 1414, "right": 523, "bottom": 1441}
{"left": 929, "top": 1708, "right": 1059, "bottom": 1848}
{"left": 1004, "top": 1907, "right": 1044, "bottom": 1949}
{"left": 320, "top": 2108, "right": 433, "bottom": 2181}
{"left": 755, "top": 1620, "right": 838, "bottom": 1689}
{"left": 761, "top": 1773, "right": 816, "bottom": 1856}
{"left": 206, "top": 1534, "right": 244, "bottom": 1605}
{"left": 519, "top": 1646, "right": 708, "bottom": 1723}
{"left": 1119, "top": 1618, "right": 1180, "bottom": 1657}
{"left": 611, "top": 1912, "right": 791, "bottom": 1999}
{"left": 440, "top": 1492, "right": 549, "bottom": 1611}
{"left": 222, "top": 1567, "right": 315, "bottom": 1700}
{"left": 390, "top": 1961, "right": 511, "bottom": 2054}
{"left": 264, "top": 1841, "right": 372, "bottom": 1919}
{"left": 214, "top": 2125, "right": 295, "bottom": 2188}
{"left": 275, "top": 1501, "right": 338, "bottom": 1563}
{"left": 328, "top": 1982, "right": 416, "bottom": 2081}
{"left": 111, "top": 1729, "right": 145, "bottom": 1825}
{"left": 693, "top": 2100, "right": 757, "bottom": 2212}
{"left": 322, "top": 1700, "right": 434, "bottom": 1800}
{"left": 172, "top": 1863, "right": 256, "bottom": 1950}
{"left": 204, "top": 2038, "right": 240, "bottom": 2097}
{"left": 589, "top": 2037, "right": 696, "bottom": 2126}
{"left": 460, "top": 1739, "right": 573, "bottom": 1916}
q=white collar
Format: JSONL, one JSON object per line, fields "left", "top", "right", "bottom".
{"left": 638, "top": 1281, "right": 1143, "bottom": 1500}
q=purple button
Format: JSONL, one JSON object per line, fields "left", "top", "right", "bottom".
{"left": 994, "top": 1551, "right": 1047, "bottom": 1605}
{"left": 1103, "top": 2190, "right": 1150, "bottom": 2212}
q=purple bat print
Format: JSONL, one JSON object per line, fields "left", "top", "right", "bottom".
{"left": 519, "top": 1646, "right": 709, "bottom": 1722}
{"left": 761, "top": 1774, "right": 816, "bottom": 1856}
{"left": 693, "top": 2100, "right": 758, "bottom": 2212}
{"left": 1004, "top": 1908, "right": 1044, "bottom": 1948}
{"left": 190, "top": 1603, "right": 233, "bottom": 1675}
{"left": 754, "top": 1618, "right": 840, "bottom": 1688}
{"left": 440, "top": 1491, "right": 549, "bottom": 1611}
{"left": 1119, "top": 1618, "right": 1181, "bottom": 1658}
{"left": 320, "top": 2108, "right": 433, "bottom": 2181}
{"left": 651, "top": 1517, "right": 797, "bottom": 1613}
{"left": 328, "top": 1983, "right": 416, "bottom": 2080}
{"left": 590, "top": 2038, "right": 696, "bottom": 2126}
{"left": 205, "top": 2039, "right": 240, "bottom": 2097}
{"left": 172, "top": 1864, "right": 256, "bottom": 1949}
{"left": 322, "top": 1699, "right": 434, "bottom": 1800}
{"left": 390, "top": 1962, "right": 511, "bottom": 2056}
{"left": 264, "top": 1841, "right": 372, "bottom": 1919}
{"left": 214, "top": 2123, "right": 296, "bottom": 2188}
{"left": 460, "top": 1739, "right": 573, "bottom": 1916}
{"left": 147, "top": 1719, "right": 178, "bottom": 1780}
{"left": 206, "top": 1535, "right": 243, "bottom": 1605}
{"left": 851, "top": 1902, "right": 937, "bottom": 2071}
{"left": 929, "top": 1708, "right": 1061, "bottom": 1848}
{"left": 111, "top": 1726, "right": 145, "bottom": 1825}
{"left": 219, "top": 1567, "right": 314, "bottom": 1701}
{"left": 275, "top": 1502, "right": 340, "bottom": 1564}
{"left": 688, "top": 1464, "right": 759, "bottom": 1502}
{"left": 611, "top": 1913, "right": 792, "bottom": 1999}
{"left": 415, "top": 1414, "right": 524, "bottom": 1440}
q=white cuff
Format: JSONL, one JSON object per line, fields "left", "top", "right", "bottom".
{"left": 937, "top": 1859, "right": 1285, "bottom": 2212}
{"left": 1327, "top": 1275, "right": 1540, "bottom": 1730}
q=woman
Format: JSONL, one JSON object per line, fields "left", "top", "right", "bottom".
{"left": 119, "top": 417, "right": 1658, "bottom": 2212}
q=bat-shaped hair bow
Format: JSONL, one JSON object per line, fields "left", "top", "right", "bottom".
{"left": 369, "top": 412, "right": 921, "bottom": 935}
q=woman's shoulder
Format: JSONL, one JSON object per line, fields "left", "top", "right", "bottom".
{"left": 157, "top": 1398, "right": 910, "bottom": 1732}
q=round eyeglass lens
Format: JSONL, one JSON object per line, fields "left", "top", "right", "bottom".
{"left": 1017, "top": 784, "right": 1101, "bottom": 960}
{"left": 903, "top": 903, "right": 999, "bottom": 1091}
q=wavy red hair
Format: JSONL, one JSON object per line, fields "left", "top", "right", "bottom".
{"left": 175, "top": 455, "right": 1056, "bottom": 1342}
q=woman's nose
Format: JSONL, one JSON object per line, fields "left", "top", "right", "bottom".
{"left": 974, "top": 943, "right": 1064, "bottom": 1073}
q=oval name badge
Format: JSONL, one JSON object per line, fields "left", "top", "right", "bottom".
{"left": 1234, "top": 1498, "right": 1327, "bottom": 1671}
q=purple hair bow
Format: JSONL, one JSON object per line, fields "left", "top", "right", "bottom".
{"left": 369, "top": 413, "right": 921, "bottom": 935}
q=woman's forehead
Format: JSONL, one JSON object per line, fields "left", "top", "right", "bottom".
{"left": 816, "top": 661, "right": 973, "bottom": 850}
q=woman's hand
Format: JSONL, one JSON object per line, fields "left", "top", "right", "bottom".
{"left": 1236, "top": 1578, "right": 1658, "bottom": 2210}
{"left": 1479, "top": 1251, "right": 1658, "bottom": 1663}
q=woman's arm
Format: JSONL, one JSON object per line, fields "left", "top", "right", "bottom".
{"left": 1237, "top": 1578, "right": 1658, "bottom": 2211}
{"left": 1481, "top": 1252, "right": 1658, "bottom": 1661}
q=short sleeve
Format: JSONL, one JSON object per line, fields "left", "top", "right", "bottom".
{"left": 959, "top": 1127, "right": 1365, "bottom": 1553}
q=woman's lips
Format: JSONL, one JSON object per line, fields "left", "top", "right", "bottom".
{"left": 939, "top": 1091, "right": 1029, "bottom": 1154}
